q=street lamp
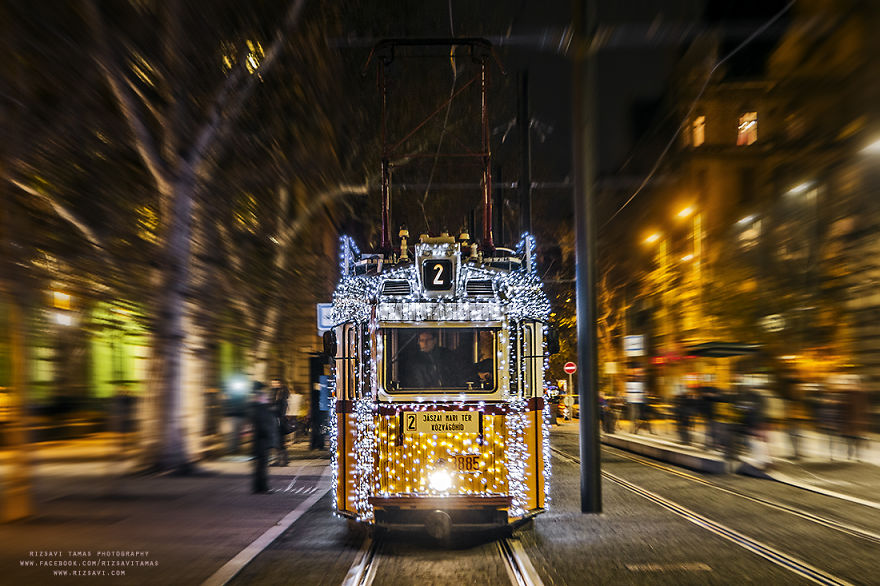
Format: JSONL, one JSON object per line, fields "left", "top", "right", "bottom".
{"left": 860, "top": 137, "right": 880, "bottom": 154}
{"left": 787, "top": 181, "right": 813, "bottom": 196}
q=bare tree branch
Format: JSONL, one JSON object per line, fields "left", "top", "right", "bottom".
{"left": 281, "top": 183, "right": 368, "bottom": 244}
{"left": 123, "top": 74, "right": 165, "bottom": 124}
{"left": 188, "top": 0, "right": 307, "bottom": 178}
{"left": 84, "top": 0, "right": 171, "bottom": 195}
{"left": 9, "top": 179, "right": 123, "bottom": 275}
{"left": 214, "top": 222, "right": 259, "bottom": 332}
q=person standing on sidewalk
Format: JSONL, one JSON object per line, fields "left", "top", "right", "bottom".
{"left": 839, "top": 374, "right": 869, "bottom": 461}
{"left": 674, "top": 381, "right": 693, "bottom": 445}
{"left": 250, "top": 382, "right": 275, "bottom": 493}
{"left": 697, "top": 378, "right": 721, "bottom": 450}
{"left": 815, "top": 381, "right": 842, "bottom": 460}
{"left": 270, "top": 378, "right": 290, "bottom": 466}
{"left": 741, "top": 382, "right": 770, "bottom": 467}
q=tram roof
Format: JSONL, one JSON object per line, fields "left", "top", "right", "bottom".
{"left": 329, "top": 236, "right": 550, "bottom": 326}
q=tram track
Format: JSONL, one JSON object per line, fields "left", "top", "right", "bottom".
{"left": 342, "top": 532, "right": 543, "bottom": 586}
{"left": 341, "top": 535, "right": 381, "bottom": 586}
{"left": 551, "top": 446, "right": 855, "bottom": 586}
{"left": 601, "top": 445, "right": 880, "bottom": 546}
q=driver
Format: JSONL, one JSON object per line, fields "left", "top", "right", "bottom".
{"left": 407, "top": 331, "right": 458, "bottom": 388}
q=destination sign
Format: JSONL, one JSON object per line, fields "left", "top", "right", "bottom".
{"left": 402, "top": 411, "right": 480, "bottom": 434}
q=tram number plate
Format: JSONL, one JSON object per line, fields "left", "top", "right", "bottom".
{"left": 451, "top": 454, "right": 482, "bottom": 474}
{"left": 402, "top": 411, "right": 480, "bottom": 434}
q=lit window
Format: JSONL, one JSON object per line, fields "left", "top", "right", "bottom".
{"left": 737, "top": 112, "right": 758, "bottom": 145}
{"left": 692, "top": 116, "right": 705, "bottom": 147}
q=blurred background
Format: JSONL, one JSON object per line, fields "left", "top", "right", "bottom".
{"left": 0, "top": 0, "right": 877, "bottom": 519}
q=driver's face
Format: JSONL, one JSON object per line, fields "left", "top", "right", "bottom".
{"left": 418, "top": 332, "right": 436, "bottom": 353}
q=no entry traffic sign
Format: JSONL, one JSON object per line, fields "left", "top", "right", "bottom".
{"left": 563, "top": 362, "right": 577, "bottom": 375}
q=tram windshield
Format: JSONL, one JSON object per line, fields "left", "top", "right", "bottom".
{"left": 381, "top": 327, "right": 497, "bottom": 392}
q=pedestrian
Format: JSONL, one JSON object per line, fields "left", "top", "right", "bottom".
{"left": 609, "top": 394, "right": 623, "bottom": 431}
{"left": 288, "top": 388, "right": 305, "bottom": 442}
{"left": 640, "top": 393, "right": 657, "bottom": 434}
{"left": 674, "top": 384, "right": 692, "bottom": 445}
{"left": 697, "top": 378, "right": 721, "bottom": 450}
{"left": 599, "top": 392, "right": 613, "bottom": 433}
{"left": 250, "top": 381, "right": 275, "bottom": 493}
{"left": 112, "top": 386, "right": 137, "bottom": 456}
{"left": 838, "top": 374, "right": 869, "bottom": 461}
{"left": 784, "top": 381, "right": 808, "bottom": 460}
{"left": 270, "top": 377, "right": 290, "bottom": 466}
{"left": 780, "top": 374, "right": 804, "bottom": 460}
{"left": 715, "top": 389, "right": 741, "bottom": 460}
{"left": 741, "top": 383, "right": 770, "bottom": 468}
{"left": 815, "top": 381, "right": 842, "bottom": 460}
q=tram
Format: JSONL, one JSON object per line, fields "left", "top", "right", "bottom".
{"left": 324, "top": 39, "right": 557, "bottom": 539}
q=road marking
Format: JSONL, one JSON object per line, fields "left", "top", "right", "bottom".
{"left": 626, "top": 562, "right": 712, "bottom": 572}
{"left": 201, "top": 465, "right": 332, "bottom": 586}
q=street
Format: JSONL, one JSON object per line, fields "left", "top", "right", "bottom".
{"left": 2, "top": 423, "right": 879, "bottom": 584}
{"left": 229, "top": 422, "right": 879, "bottom": 585}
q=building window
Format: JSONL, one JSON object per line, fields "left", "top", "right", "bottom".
{"left": 737, "top": 111, "right": 758, "bottom": 145}
{"left": 692, "top": 115, "right": 705, "bottom": 147}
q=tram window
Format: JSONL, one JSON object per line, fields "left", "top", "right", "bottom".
{"left": 337, "top": 323, "right": 359, "bottom": 400}
{"left": 522, "top": 323, "right": 543, "bottom": 398}
{"left": 381, "top": 327, "right": 497, "bottom": 392}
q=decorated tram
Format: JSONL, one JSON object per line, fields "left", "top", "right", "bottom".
{"left": 323, "top": 38, "right": 557, "bottom": 539}
{"left": 325, "top": 232, "right": 555, "bottom": 537}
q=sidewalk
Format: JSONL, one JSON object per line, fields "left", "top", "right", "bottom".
{"left": 554, "top": 416, "right": 880, "bottom": 507}
{"left": 0, "top": 434, "right": 332, "bottom": 585}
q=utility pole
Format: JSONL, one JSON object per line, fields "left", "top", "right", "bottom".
{"left": 518, "top": 70, "right": 531, "bottom": 236}
{"left": 572, "top": 1, "right": 601, "bottom": 513}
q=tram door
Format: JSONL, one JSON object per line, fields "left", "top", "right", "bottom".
{"left": 334, "top": 322, "right": 361, "bottom": 515}
{"left": 520, "top": 321, "right": 546, "bottom": 511}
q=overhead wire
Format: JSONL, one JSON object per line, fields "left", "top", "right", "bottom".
{"left": 418, "top": 0, "right": 459, "bottom": 232}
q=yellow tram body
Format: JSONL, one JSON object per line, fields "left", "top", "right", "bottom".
{"left": 328, "top": 235, "right": 553, "bottom": 533}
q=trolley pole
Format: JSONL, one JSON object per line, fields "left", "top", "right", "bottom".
{"left": 572, "top": 1, "right": 601, "bottom": 513}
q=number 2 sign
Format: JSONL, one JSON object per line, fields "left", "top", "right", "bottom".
{"left": 422, "top": 259, "right": 454, "bottom": 291}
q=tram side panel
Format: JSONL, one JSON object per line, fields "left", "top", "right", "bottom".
{"left": 333, "top": 323, "right": 361, "bottom": 517}
{"left": 521, "top": 322, "right": 546, "bottom": 514}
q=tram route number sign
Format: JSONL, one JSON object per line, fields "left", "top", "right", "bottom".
{"left": 403, "top": 411, "right": 480, "bottom": 435}
{"left": 422, "top": 259, "right": 454, "bottom": 291}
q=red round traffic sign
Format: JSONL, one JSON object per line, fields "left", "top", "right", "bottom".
{"left": 563, "top": 362, "right": 577, "bottom": 375}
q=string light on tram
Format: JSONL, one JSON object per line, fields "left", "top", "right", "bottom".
{"left": 330, "top": 233, "right": 553, "bottom": 525}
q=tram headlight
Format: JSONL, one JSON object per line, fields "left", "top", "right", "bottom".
{"left": 429, "top": 464, "right": 453, "bottom": 492}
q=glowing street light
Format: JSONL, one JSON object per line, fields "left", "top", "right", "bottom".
{"left": 644, "top": 232, "right": 661, "bottom": 244}
{"left": 677, "top": 206, "right": 694, "bottom": 219}
{"left": 737, "top": 214, "right": 755, "bottom": 225}
{"left": 787, "top": 181, "right": 813, "bottom": 196}
{"left": 861, "top": 137, "right": 880, "bottom": 154}
{"left": 681, "top": 254, "right": 694, "bottom": 262}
